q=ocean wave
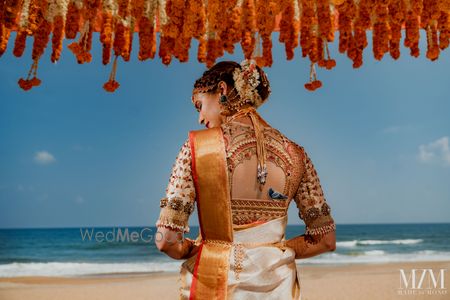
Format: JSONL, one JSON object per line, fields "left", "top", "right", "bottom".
{"left": 1, "top": 250, "right": 449, "bottom": 277}
{"left": 297, "top": 250, "right": 450, "bottom": 265}
{"left": 337, "top": 239, "right": 423, "bottom": 248}
{"left": 0, "top": 261, "right": 183, "bottom": 277}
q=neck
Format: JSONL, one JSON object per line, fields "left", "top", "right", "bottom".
{"left": 225, "top": 106, "right": 257, "bottom": 123}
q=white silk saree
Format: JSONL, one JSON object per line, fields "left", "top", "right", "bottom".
{"left": 179, "top": 215, "right": 301, "bottom": 300}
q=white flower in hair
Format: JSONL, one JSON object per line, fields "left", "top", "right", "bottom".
{"left": 232, "top": 59, "right": 262, "bottom": 106}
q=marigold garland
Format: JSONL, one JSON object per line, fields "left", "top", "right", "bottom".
{"left": 317, "top": 0, "right": 334, "bottom": 43}
{"left": 373, "top": 0, "right": 390, "bottom": 60}
{"left": 65, "top": 0, "right": 81, "bottom": 39}
{"left": 228, "top": 4, "right": 243, "bottom": 49}
{"left": 241, "top": 0, "right": 257, "bottom": 59}
{"left": 68, "top": 20, "right": 92, "bottom": 63}
{"left": 13, "top": 29, "right": 27, "bottom": 57}
{"left": 218, "top": 0, "right": 236, "bottom": 54}
{"left": 352, "top": 0, "right": 374, "bottom": 68}
{"left": 336, "top": 0, "right": 354, "bottom": 54}
{"left": 254, "top": 0, "right": 277, "bottom": 66}
{"left": 67, "top": 0, "right": 101, "bottom": 64}
{"left": 51, "top": 15, "right": 65, "bottom": 62}
{"left": 1, "top": 0, "right": 450, "bottom": 93}
{"left": 31, "top": 3, "right": 51, "bottom": 61}
{"left": 204, "top": 0, "right": 228, "bottom": 66}
{"left": 278, "top": 0, "right": 298, "bottom": 60}
{"left": 388, "top": 0, "right": 406, "bottom": 60}
{"left": 300, "top": 0, "right": 315, "bottom": 58}
{"left": 12, "top": 0, "right": 32, "bottom": 58}
{"left": 0, "top": 24, "right": 11, "bottom": 57}
{"left": 405, "top": 0, "right": 423, "bottom": 57}
{"left": 159, "top": 0, "right": 186, "bottom": 65}
{"left": 426, "top": 20, "right": 440, "bottom": 60}
{"left": 137, "top": 0, "right": 156, "bottom": 61}
{"left": 422, "top": 0, "right": 442, "bottom": 60}
{"left": 197, "top": 36, "right": 207, "bottom": 63}
{"left": 100, "top": 11, "right": 113, "bottom": 64}
{"left": 438, "top": 11, "right": 449, "bottom": 49}
{"left": 3, "top": 0, "right": 22, "bottom": 30}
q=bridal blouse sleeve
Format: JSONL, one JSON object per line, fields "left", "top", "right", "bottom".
{"left": 155, "top": 138, "right": 196, "bottom": 233}
{"left": 294, "top": 148, "right": 336, "bottom": 238}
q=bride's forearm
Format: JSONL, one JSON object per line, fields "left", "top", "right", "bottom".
{"left": 179, "top": 237, "right": 200, "bottom": 259}
{"left": 285, "top": 234, "right": 331, "bottom": 259}
{"left": 155, "top": 227, "right": 198, "bottom": 260}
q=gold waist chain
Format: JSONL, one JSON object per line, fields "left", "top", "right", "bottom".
{"left": 202, "top": 239, "right": 289, "bottom": 281}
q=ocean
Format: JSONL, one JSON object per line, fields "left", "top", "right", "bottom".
{"left": 0, "top": 223, "right": 449, "bottom": 277}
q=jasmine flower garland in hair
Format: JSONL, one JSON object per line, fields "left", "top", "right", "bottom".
{"left": 232, "top": 59, "right": 262, "bottom": 106}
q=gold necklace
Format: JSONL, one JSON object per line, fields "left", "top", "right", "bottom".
{"left": 224, "top": 106, "right": 268, "bottom": 189}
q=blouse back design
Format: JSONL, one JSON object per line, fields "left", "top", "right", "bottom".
{"left": 156, "top": 119, "right": 335, "bottom": 239}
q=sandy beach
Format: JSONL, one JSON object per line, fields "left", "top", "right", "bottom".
{"left": 0, "top": 261, "right": 448, "bottom": 300}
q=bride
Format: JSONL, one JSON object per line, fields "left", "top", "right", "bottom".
{"left": 155, "top": 59, "right": 336, "bottom": 299}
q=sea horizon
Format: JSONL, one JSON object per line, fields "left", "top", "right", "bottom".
{"left": 1, "top": 221, "right": 449, "bottom": 230}
{"left": 1, "top": 223, "right": 449, "bottom": 277}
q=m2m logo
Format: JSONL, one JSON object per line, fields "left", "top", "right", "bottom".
{"left": 398, "top": 268, "right": 447, "bottom": 296}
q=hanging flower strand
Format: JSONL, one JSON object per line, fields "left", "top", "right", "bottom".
{"left": 100, "top": 0, "right": 116, "bottom": 65}
{"left": 12, "top": 0, "right": 33, "bottom": 58}
{"left": 137, "top": 0, "right": 157, "bottom": 61}
{"left": 304, "top": 61, "right": 322, "bottom": 91}
{"left": 67, "top": 0, "right": 101, "bottom": 64}
{"left": 51, "top": 0, "right": 69, "bottom": 63}
{"left": 16, "top": 0, "right": 51, "bottom": 91}
{"left": 103, "top": 54, "right": 120, "bottom": 92}
{"left": 18, "top": 58, "right": 42, "bottom": 91}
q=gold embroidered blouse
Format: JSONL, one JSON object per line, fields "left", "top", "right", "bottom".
{"left": 156, "top": 119, "right": 335, "bottom": 238}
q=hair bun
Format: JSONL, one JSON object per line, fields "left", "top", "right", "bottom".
{"left": 192, "top": 60, "right": 271, "bottom": 111}
{"left": 255, "top": 65, "right": 271, "bottom": 107}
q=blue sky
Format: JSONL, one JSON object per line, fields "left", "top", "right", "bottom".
{"left": 0, "top": 31, "right": 449, "bottom": 228}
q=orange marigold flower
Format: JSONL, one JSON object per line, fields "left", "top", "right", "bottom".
{"left": 18, "top": 78, "right": 33, "bottom": 91}
{"left": 30, "top": 77, "right": 41, "bottom": 87}
{"left": 103, "top": 80, "right": 120, "bottom": 92}
{"left": 325, "top": 59, "right": 336, "bottom": 69}
{"left": 304, "top": 80, "right": 323, "bottom": 91}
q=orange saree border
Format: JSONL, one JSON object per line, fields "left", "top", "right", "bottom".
{"left": 188, "top": 127, "right": 233, "bottom": 300}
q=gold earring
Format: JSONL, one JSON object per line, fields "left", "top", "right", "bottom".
{"left": 219, "top": 94, "right": 228, "bottom": 104}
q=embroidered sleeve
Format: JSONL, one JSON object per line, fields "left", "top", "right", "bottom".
{"left": 294, "top": 148, "right": 335, "bottom": 237}
{"left": 155, "top": 138, "right": 196, "bottom": 233}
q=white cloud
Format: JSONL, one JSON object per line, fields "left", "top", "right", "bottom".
{"left": 34, "top": 151, "right": 56, "bottom": 165}
{"left": 417, "top": 136, "right": 450, "bottom": 167}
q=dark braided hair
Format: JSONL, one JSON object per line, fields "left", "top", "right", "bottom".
{"left": 192, "top": 61, "right": 271, "bottom": 108}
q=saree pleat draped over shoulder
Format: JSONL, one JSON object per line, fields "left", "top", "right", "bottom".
{"left": 180, "top": 127, "right": 301, "bottom": 300}
{"left": 156, "top": 110, "right": 336, "bottom": 299}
